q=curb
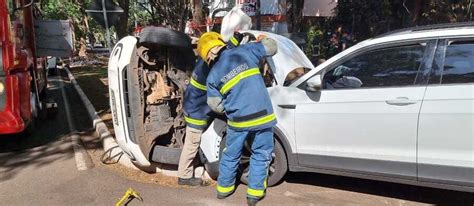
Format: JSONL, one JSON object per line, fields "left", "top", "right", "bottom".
{"left": 64, "top": 66, "right": 138, "bottom": 169}
{"left": 64, "top": 66, "right": 211, "bottom": 180}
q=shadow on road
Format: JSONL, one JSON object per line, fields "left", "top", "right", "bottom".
{"left": 285, "top": 172, "right": 474, "bottom": 205}
{"left": 0, "top": 71, "right": 100, "bottom": 182}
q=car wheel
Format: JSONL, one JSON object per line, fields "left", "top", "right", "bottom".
{"left": 24, "top": 92, "right": 40, "bottom": 135}
{"left": 205, "top": 133, "right": 288, "bottom": 187}
{"left": 203, "top": 153, "right": 220, "bottom": 180}
{"left": 239, "top": 137, "right": 288, "bottom": 187}
{"left": 139, "top": 27, "right": 192, "bottom": 48}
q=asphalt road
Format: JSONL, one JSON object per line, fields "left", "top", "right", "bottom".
{"left": 0, "top": 69, "right": 473, "bottom": 206}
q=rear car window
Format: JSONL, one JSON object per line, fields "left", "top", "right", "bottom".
{"left": 440, "top": 41, "right": 474, "bottom": 84}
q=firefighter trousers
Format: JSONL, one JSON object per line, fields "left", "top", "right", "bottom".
{"left": 217, "top": 127, "right": 274, "bottom": 199}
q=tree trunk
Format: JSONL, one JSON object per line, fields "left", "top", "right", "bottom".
{"left": 287, "top": 0, "right": 295, "bottom": 32}
{"left": 116, "top": 0, "right": 130, "bottom": 39}
{"left": 78, "top": 37, "right": 87, "bottom": 57}
{"left": 297, "top": 0, "right": 305, "bottom": 32}
{"left": 411, "top": 0, "right": 424, "bottom": 25}
{"left": 178, "top": 1, "right": 189, "bottom": 31}
{"left": 77, "top": 0, "right": 88, "bottom": 56}
{"left": 292, "top": 0, "right": 298, "bottom": 32}
{"left": 192, "top": 0, "right": 203, "bottom": 25}
{"left": 288, "top": 0, "right": 304, "bottom": 32}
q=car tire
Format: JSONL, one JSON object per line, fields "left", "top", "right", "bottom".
{"left": 24, "top": 92, "right": 40, "bottom": 135}
{"left": 204, "top": 133, "right": 288, "bottom": 187}
{"left": 239, "top": 138, "right": 288, "bottom": 187}
{"left": 139, "top": 27, "right": 192, "bottom": 48}
{"left": 202, "top": 153, "right": 220, "bottom": 180}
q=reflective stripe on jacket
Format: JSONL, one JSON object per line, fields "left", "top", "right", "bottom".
{"left": 183, "top": 40, "right": 241, "bottom": 129}
{"left": 184, "top": 60, "right": 212, "bottom": 129}
{"left": 206, "top": 42, "right": 277, "bottom": 131}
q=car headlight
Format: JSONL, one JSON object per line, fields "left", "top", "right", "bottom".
{"left": 0, "top": 81, "right": 4, "bottom": 94}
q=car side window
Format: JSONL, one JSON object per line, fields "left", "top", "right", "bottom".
{"left": 439, "top": 41, "right": 474, "bottom": 84}
{"left": 323, "top": 44, "right": 425, "bottom": 89}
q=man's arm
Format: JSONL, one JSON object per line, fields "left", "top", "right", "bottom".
{"left": 260, "top": 37, "right": 278, "bottom": 57}
{"left": 248, "top": 37, "right": 278, "bottom": 61}
{"left": 206, "top": 75, "right": 225, "bottom": 114}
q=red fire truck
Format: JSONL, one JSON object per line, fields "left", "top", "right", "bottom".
{"left": 0, "top": 0, "right": 72, "bottom": 134}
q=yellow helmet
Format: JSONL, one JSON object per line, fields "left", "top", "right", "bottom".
{"left": 197, "top": 32, "right": 226, "bottom": 61}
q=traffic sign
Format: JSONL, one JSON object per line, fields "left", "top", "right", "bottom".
{"left": 86, "top": 0, "right": 124, "bottom": 29}
{"left": 86, "top": 0, "right": 124, "bottom": 52}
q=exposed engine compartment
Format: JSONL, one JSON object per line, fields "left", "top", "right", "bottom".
{"left": 125, "top": 30, "right": 276, "bottom": 163}
{"left": 129, "top": 42, "right": 195, "bottom": 159}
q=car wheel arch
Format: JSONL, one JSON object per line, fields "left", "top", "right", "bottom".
{"left": 273, "top": 126, "right": 296, "bottom": 167}
{"left": 201, "top": 125, "right": 294, "bottom": 183}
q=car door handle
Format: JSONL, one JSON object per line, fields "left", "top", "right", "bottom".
{"left": 278, "top": 104, "right": 296, "bottom": 109}
{"left": 385, "top": 97, "right": 417, "bottom": 106}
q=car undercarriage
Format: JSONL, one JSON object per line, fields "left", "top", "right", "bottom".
{"left": 124, "top": 28, "right": 196, "bottom": 162}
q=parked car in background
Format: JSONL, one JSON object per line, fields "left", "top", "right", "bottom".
{"left": 109, "top": 23, "right": 474, "bottom": 193}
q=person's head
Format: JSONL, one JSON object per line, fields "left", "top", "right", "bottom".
{"left": 197, "top": 32, "right": 226, "bottom": 66}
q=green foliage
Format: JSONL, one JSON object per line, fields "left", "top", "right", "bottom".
{"left": 304, "top": 25, "right": 323, "bottom": 57}
{"left": 41, "top": 0, "right": 96, "bottom": 50}
{"left": 332, "top": 0, "right": 473, "bottom": 41}
{"left": 420, "top": 0, "right": 473, "bottom": 24}
{"left": 130, "top": 1, "right": 153, "bottom": 27}
{"left": 142, "top": 0, "right": 191, "bottom": 31}
{"left": 308, "top": 0, "right": 474, "bottom": 59}
{"left": 40, "top": 0, "right": 129, "bottom": 51}
{"left": 42, "top": 0, "right": 85, "bottom": 20}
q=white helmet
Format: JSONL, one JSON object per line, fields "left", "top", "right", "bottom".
{"left": 220, "top": 6, "right": 252, "bottom": 42}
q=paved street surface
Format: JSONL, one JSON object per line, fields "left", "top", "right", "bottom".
{"left": 0, "top": 70, "right": 473, "bottom": 206}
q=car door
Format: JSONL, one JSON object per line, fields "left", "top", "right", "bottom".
{"left": 294, "top": 40, "right": 435, "bottom": 179}
{"left": 418, "top": 38, "right": 474, "bottom": 187}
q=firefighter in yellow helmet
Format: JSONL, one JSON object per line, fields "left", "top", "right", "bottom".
{"left": 197, "top": 31, "right": 278, "bottom": 205}
{"left": 178, "top": 31, "right": 245, "bottom": 186}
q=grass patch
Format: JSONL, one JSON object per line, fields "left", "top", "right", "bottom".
{"left": 69, "top": 66, "right": 114, "bottom": 134}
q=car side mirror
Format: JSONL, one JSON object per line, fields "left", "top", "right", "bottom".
{"left": 305, "top": 74, "right": 322, "bottom": 92}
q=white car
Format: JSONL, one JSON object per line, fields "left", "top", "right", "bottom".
{"left": 109, "top": 24, "right": 474, "bottom": 192}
